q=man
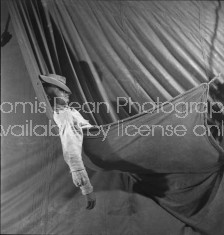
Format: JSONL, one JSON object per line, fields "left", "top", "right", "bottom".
{"left": 40, "top": 74, "right": 96, "bottom": 210}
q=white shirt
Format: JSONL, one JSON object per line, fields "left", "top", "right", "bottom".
{"left": 53, "top": 106, "right": 93, "bottom": 195}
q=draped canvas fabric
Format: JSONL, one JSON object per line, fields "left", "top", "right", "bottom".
{"left": 7, "top": 0, "right": 224, "bottom": 124}
{"left": 83, "top": 83, "right": 224, "bottom": 234}
{"left": 3, "top": 0, "right": 224, "bottom": 234}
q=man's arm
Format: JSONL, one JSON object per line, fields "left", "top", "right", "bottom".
{"left": 54, "top": 110, "right": 96, "bottom": 209}
{"left": 70, "top": 168, "right": 93, "bottom": 195}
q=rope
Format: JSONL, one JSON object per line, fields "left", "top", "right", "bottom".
{"left": 208, "top": 73, "right": 222, "bottom": 85}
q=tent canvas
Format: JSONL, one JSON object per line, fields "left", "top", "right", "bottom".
{"left": 2, "top": 0, "right": 224, "bottom": 234}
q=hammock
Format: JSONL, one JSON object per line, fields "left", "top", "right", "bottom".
{"left": 83, "top": 82, "right": 224, "bottom": 234}
{"left": 83, "top": 83, "right": 224, "bottom": 172}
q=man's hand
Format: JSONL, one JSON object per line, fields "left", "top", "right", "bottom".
{"left": 85, "top": 192, "right": 96, "bottom": 210}
{"left": 71, "top": 170, "right": 95, "bottom": 209}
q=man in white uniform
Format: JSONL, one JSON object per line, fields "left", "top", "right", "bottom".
{"left": 40, "top": 74, "right": 96, "bottom": 210}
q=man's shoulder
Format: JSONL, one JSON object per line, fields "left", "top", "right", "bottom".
{"left": 53, "top": 107, "right": 73, "bottom": 122}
